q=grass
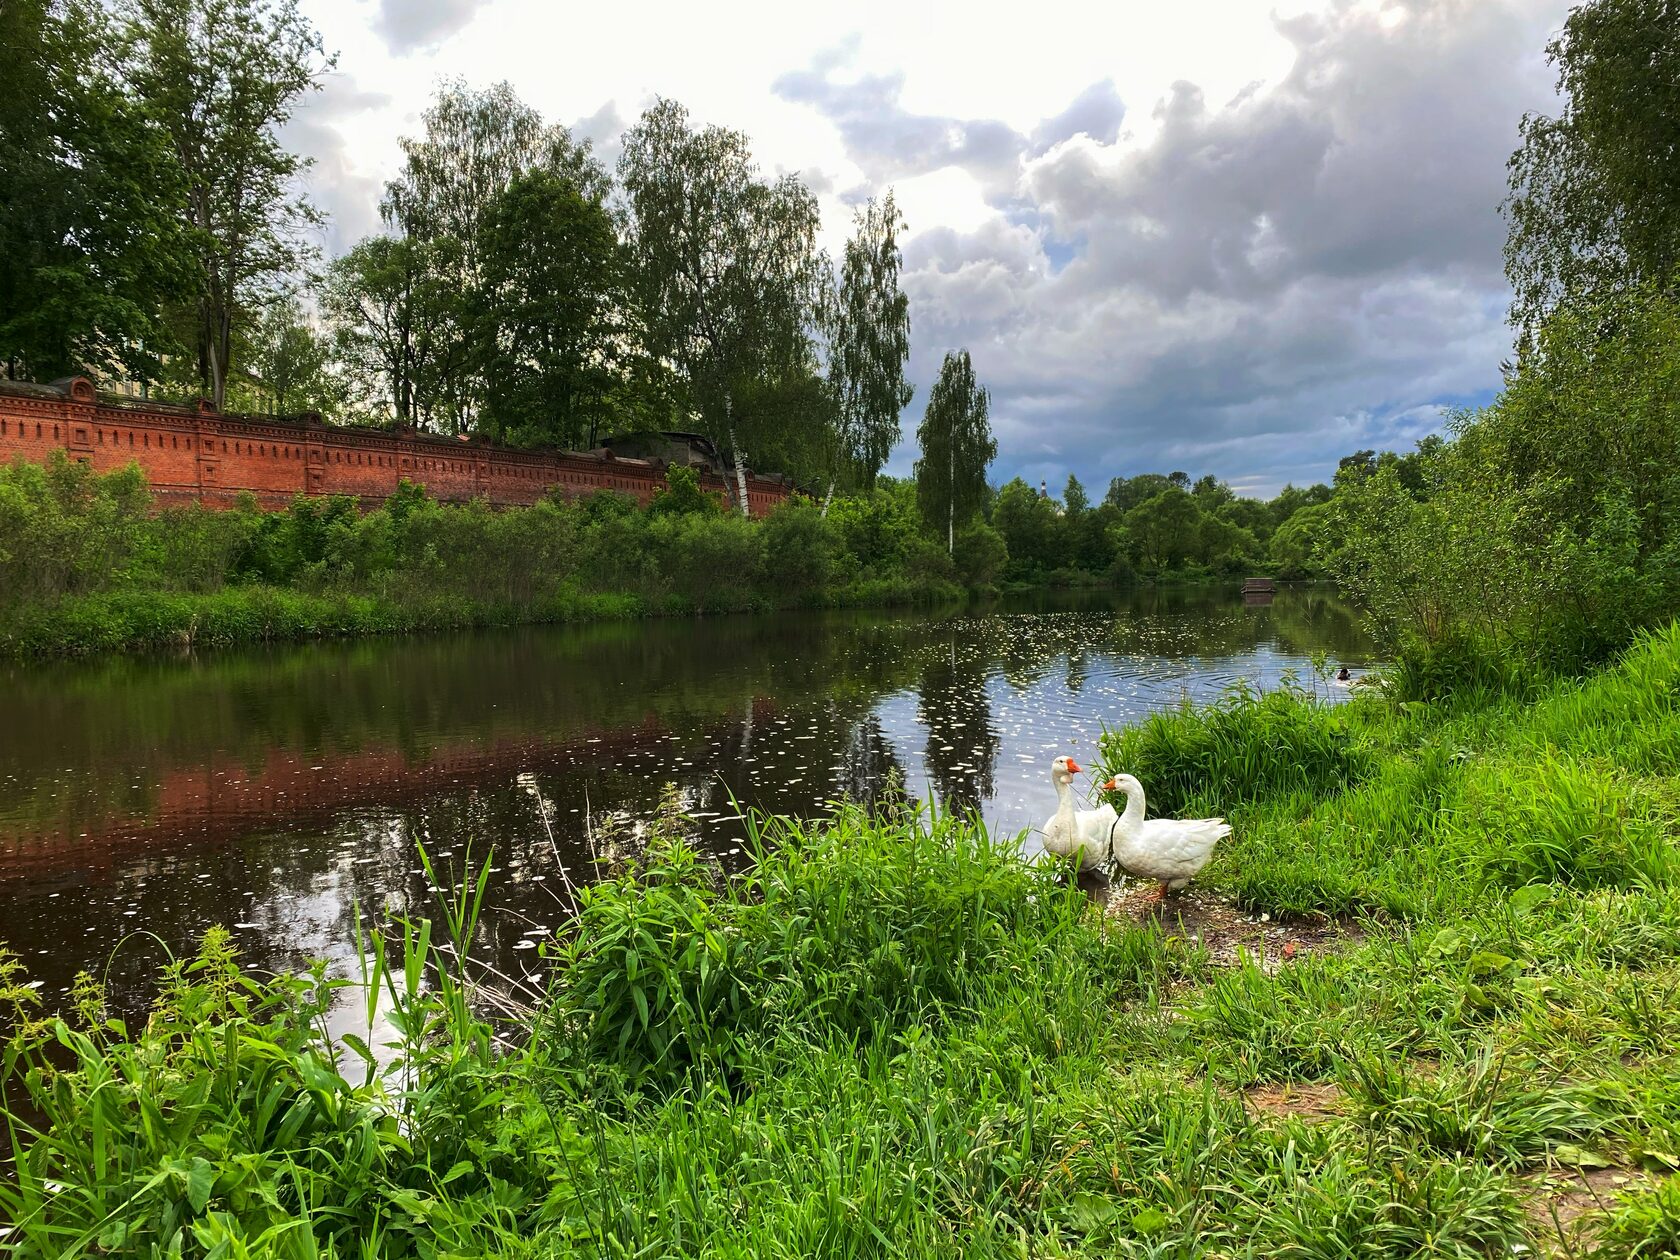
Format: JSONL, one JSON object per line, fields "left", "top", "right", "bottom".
{"left": 9, "top": 625, "right": 1680, "bottom": 1255}
{"left": 0, "top": 578, "right": 963, "bottom": 658}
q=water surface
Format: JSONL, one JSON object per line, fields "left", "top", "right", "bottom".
{"left": 0, "top": 585, "right": 1371, "bottom": 1016}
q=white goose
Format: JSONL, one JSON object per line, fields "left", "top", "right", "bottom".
{"left": 1102, "top": 773, "right": 1229, "bottom": 901}
{"left": 1040, "top": 756, "right": 1116, "bottom": 871}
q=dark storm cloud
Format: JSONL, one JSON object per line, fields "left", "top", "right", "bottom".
{"left": 798, "top": 1, "right": 1564, "bottom": 496}
{"left": 282, "top": 72, "right": 392, "bottom": 255}
{"left": 373, "top": 0, "right": 489, "bottom": 55}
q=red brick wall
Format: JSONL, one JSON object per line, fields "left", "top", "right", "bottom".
{"left": 0, "top": 377, "right": 793, "bottom": 517}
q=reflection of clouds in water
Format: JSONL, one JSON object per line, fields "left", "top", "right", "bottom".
{"left": 2, "top": 588, "right": 1375, "bottom": 1020}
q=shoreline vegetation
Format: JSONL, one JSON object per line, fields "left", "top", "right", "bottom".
{"left": 6, "top": 626, "right": 1680, "bottom": 1256}
{"left": 0, "top": 454, "right": 1339, "bottom": 660}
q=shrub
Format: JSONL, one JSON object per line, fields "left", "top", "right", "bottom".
{"left": 548, "top": 803, "right": 1116, "bottom": 1088}
{"left": 1099, "top": 681, "right": 1372, "bottom": 816}
{"left": 759, "top": 498, "right": 836, "bottom": 600}
{"left": 953, "top": 520, "right": 1008, "bottom": 587}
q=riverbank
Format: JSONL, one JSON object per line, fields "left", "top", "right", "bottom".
{"left": 0, "top": 574, "right": 970, "bottom": 657}
{"left": 0, "top": 456, "right": 978, "bottom": 658}
{"left": 5, "top": 623, "right": 1679, "bottom": 1256}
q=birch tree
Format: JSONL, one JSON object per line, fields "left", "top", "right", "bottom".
{"left": 380, "top": 80, "right": 605, "bottom": 433}
{"left": 121, "top": 0, "right": 331, "bottom": 409}
{"left": 915, "top": 350, "right": 996, "bottom": 554}
{"left": 618, "top": 98, "right": 825, "bottom": 514}
{"left": 1504, "top": 0, "right": 1680, "bottom": 344}
{"left": 825, "top": 191, "right": 912, "bottom": 510}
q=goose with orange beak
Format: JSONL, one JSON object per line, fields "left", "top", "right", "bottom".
{"left": 1100, "top": 772, "right": 1229, "bottom": 901}
{"left": 1040, "top": 756, "right": 1117, "bottom": 871}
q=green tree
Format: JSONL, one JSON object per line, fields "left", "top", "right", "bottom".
{"left": 0, "top": 0, "right": 190, "bottom": 382}
{"left": 953, "top": 520, "right": 1008, "bottom": 587}
{"left": 1504, "top": 0, "right": 1680, "bottom": 342}
{"left": 381, "top": 80, "right": 604, "bottom": 434}
{"left": 914, "top": 350, "right": 996, "bottom": 554}
{"left": 1122, "top": 488, "right": 1202, "bottom": 575}
{"left": 1195, "top": 512, "right": 1261, "bottom": 575}
{"left": 1191, "top": 474, "right": 1234, "bottom": 512}
{"left": 236, "top": 296, "right": 340, "bottom": 415}
{"left": 826, "top": 191, "right": 913, "bottom": 506}
{"left": 475, "top": 169, "right": 628, "bottom": 449}
{"left": 992, "top": 477, "right": 1065, "bottom": 581}
{"left": 1269, "top": 501, "right": 1331, "bottom": 580}
{"left": 1063, "top": 475, "right": 1090, "bottom": 515}
{"left": 1105, "top": 472, "right": 1176, "bottom": 513}
{"left": 619, "top": 98, "right": 826, "bottom": 513}
{"left": 121, "top": 0, "right": 333, "bottom": 409}
{"left": 323, "top": 235, "right": 463, "bottom": 427}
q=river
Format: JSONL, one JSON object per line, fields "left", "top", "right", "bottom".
{"left": 0, "top": 584, "right": 1371, "bottom": 1018}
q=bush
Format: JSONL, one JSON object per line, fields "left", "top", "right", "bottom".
{"left": 0, "top": 452, "right": 151, "bottom": 599}
{"left": 1099, "top": 680, "right": 1371, "bottom": 816}
{"left": 953, "top": 521, "right": 1008, "bottom": 587}
{"left": 760, "top": 498, "right": 837, "bottom": 600}
{"left": 550, "top": 802, "right": 1111, "bottom": 1087}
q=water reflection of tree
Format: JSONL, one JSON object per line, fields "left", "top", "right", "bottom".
{"left": 1107, "top": 586, "right": 1375, "bottom": 662}
{"left": 1065, "top": 650, "right": 1088, "bottom": 694}
{"left": 916, "top": 637, "right": 1000, "bottom": 817}
{"left": 831, "top": 713, "right": 912, "bottom": 816}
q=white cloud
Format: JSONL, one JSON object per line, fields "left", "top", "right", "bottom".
{"left": 296, "top": 0, "right": 1567, "bottom": 493}
{"left": 372, "top": 0, "right": 490, "bottom": 55}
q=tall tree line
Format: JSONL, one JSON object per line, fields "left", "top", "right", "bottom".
{"left": 0, "top": 9, "right": 991, "bottom": 518}
{"left": 0, "top": 0, "right": 324, "bottom": 397}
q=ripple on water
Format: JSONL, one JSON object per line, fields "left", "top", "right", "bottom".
{"left": 0, "top": 587, "right": 1374, "bottom": 1016}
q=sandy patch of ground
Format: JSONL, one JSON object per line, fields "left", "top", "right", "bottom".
{"left": 1522, "top": 1165, "right": 1651, "bottom": 1255}
{"left": 1086, "top": 875, "right": 1363, "bottom": 970}
{"left": 1241, "top": 1081, "right": 1344, "bottom": 1122}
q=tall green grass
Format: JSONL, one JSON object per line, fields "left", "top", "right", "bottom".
{"left": 1098, "top": 678, "right": 1373, "bottom": 817}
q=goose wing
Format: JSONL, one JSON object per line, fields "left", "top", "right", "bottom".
{"left": 1114, "top": 817, "right": 1229, "bottom": 881}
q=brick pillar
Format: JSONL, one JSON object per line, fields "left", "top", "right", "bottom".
{"left": 62, "top": 377, "right": 96, "bottom": 460}
{"left": 193, "top": 414, "right": 220, "bottom": 502}
{"left": 305, "top": 428, "right": 327, "bottom": 497}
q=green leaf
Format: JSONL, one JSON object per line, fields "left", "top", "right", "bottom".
{"left": 439, "top": 1160, "right": 475, "bottom": 1185}
{"left": 1508, "top": 885, "right": 1552, "bottom": 916}
{"left": 1066, "top": 1192, "right": 1118, "bottom": 1233}
{"left": 98, "top": 1220, "right": 131, "bottom": 1249}
{"left": 186, "top": 1157, "right": 215, "bottom": 1214}
{"left": 1635, "top": 1146, "right": 1680, "bottom": 1171}
{"left": 1468, "top": 950, "right": 1516, "bottom": 978}
{"left": 1429, "top": 927, "right": 1466, "bottom": 958}
{"left": 1553, "top": 1144, "right": 1613, "bottom": 1169}
{"left": 339, "top": 1032, "right": 376, "bottom": 1067}
{"left": 1131, "top": 1207, "right": 1169, "bottom": 1235}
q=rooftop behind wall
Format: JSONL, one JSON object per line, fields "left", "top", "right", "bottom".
{"left": 0, "top": 378, "right": 792, "bottom": 517}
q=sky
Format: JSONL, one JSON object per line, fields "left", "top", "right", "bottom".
{"left": 286, "top": 0, "right": 1570, "bottom": 498}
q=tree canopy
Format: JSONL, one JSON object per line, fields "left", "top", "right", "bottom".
{"left": 619, "top": 98, "right": 826, "bottom": 512}
{"left": 827, "top": 192, "right": 913, "bottom": 494}
{"left": 1504, "top": 0, "right": 1680, "bottom": 342}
